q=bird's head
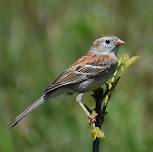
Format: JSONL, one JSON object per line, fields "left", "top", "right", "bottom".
{"left": 91, "top": 36, "right": 125, "bottom": 55}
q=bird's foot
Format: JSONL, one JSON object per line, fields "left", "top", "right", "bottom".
{"left": 88, "top": 112, "right": 97, "bottom": 123}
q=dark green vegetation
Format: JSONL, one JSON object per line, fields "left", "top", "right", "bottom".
{"left": 0, "top": 0, "right": 153, "bottom": 151}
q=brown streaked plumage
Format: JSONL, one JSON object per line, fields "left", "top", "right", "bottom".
{"left": 44, "top": 53, "right": 114, "bottom": 94}
{"left": 8, "top": 36, "right": 125, "bottom": 128}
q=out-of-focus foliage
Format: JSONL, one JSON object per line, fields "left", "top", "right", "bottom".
{"left": 0, "top": 0, "right": 153, "bottom": 152}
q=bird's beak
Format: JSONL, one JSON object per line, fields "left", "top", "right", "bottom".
{"left": 115, "top": 39, "right": 125, "bottom": 46}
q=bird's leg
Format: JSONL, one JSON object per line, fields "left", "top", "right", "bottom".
{"left": 76, "top": 93, "right": 96, "bottom": 123}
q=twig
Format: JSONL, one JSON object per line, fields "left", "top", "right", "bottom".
{"left": 91, "top": 77, "right": 120, "bottom": 152}
{"left": 92, "top": 87, "right": 104, "bottom": 152}
{"left": 90, "top": 54, "right": 140, "bottom": 152}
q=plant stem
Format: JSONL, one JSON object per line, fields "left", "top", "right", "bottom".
{"left": 92, "top": 78, "right": 120, "bottom": 152}
{"left": 92, "top": 87, "right": 105, "bottom": 152}
{"left": 90, "top": 53, "right": 139, "bottom": 152}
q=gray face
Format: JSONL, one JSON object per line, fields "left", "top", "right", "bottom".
{"left": 91, "top": 36, "right": 125, "bottom": 54}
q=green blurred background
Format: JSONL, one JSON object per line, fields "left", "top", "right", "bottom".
{"left": 0, "top": 0, "right": 153, "bottom": 151}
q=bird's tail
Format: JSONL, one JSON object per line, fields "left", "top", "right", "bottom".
{"left": 8, "top": 94, "right": 47, "bottom": 128}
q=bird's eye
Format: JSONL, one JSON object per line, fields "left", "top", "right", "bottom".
{"left": 105, "top": 40, "right": 110, "bottom": 44}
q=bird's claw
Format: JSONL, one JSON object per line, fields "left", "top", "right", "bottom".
{"left": 88, "top": 114, "right": 96, "bottom": 123}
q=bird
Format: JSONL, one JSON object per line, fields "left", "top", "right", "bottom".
{"left": 8, "top": 36, "right": 125, "bottom": 128}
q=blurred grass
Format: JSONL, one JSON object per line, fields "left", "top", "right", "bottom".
{"left": 0, "top": 0, "right": 153, "bottom": 151}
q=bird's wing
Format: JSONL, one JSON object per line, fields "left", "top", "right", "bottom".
{"left": 44, "top": 52, "right": 116, "bottom": 94}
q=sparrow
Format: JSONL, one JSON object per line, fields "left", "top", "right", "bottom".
{"left": 9, "top": 36, "right": 125, "bottom": 127}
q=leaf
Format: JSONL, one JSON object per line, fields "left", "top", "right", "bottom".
{"left": 117, "top": 54, "right": 141, "bottom": 76}
{"left": 125, "top": 55, "right": 141, "bottom": 68}
{"left": 90, "top": 124, "right": 105, "bottom": 140}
